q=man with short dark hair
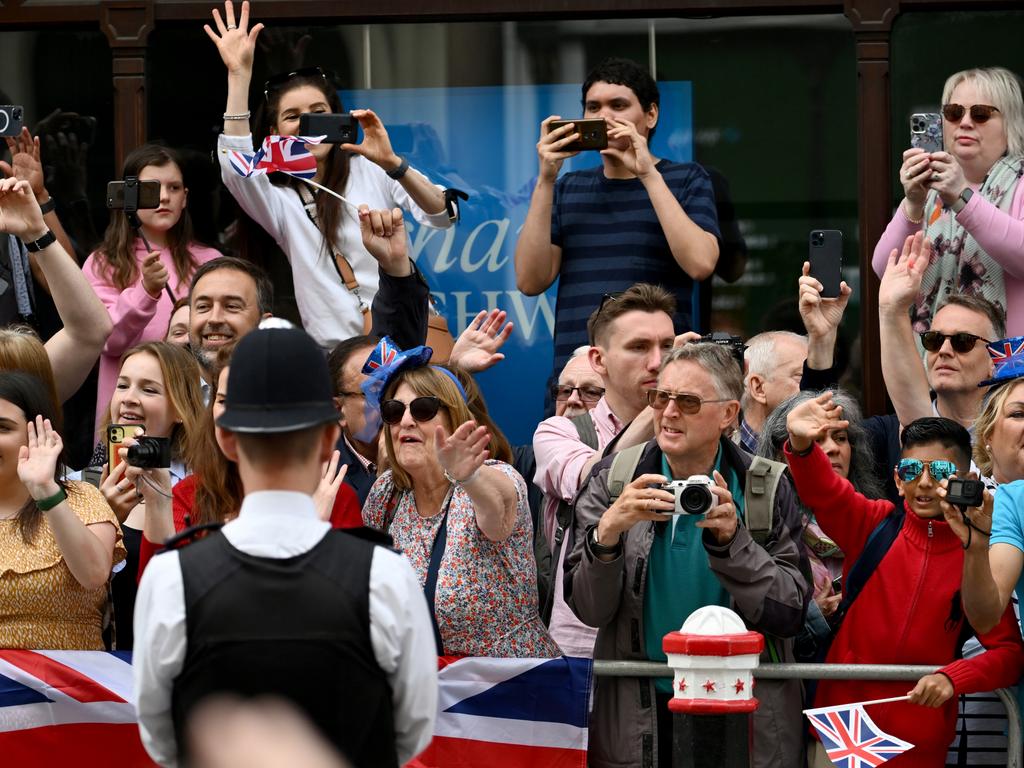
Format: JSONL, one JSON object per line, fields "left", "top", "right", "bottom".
{"left": 514, "top": 57, "right": 721, "bottom": 384}
{"left": 133, "top": 328, "right": 437, "bottom": 768}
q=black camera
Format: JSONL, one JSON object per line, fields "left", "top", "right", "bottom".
{"left": 701, "top": 331, "right": 747, "bottom": 369}
{"left": 946, "top": 478, "right": 985, "bottom": 508}
{"left": 0, "top": 105, "right": 24, "bottom": 138}
{"left": 126, "top": 437, "right": 172, "bottom": 469}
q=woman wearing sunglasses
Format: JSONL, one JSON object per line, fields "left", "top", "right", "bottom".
{"left": 205, "top": 1, "right": 452, "bottom": 350}
{"left": 363, "top": 363, "right": 560, "bottom": 658}
{"left": 873, "top": 67, "right": 1024, "bottom": 335}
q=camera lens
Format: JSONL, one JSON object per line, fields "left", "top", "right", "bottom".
{"left": 679, "top": 485, "right": 713, "bottom": 515}
{"left": 126, "top": 437, "right": 171, "bottom": 469}
{"left": 812, "top": 232, "right": 824, "bottom": 246}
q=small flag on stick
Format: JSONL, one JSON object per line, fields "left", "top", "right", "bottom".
{"left": 804, "top": 696, "right": 914, "bottom": 768}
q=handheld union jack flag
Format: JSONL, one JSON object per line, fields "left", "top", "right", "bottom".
{"left": 805, "top": 702, "right": 914, "bottom": 768}
{"left": 981, "top": 335, "right": 1024, "bottom": 387}
{"left": 226, "top": 134, "right": 323, "bottom": 179}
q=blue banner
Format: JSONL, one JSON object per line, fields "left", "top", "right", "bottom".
{"left": 343, "top": 83, "right": 693, "bottom": 444}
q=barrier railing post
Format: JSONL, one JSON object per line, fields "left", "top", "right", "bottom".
{"left": 663, "top": 606, "right": 763, "bottom": 768}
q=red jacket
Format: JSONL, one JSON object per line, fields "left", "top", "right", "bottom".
{"left": 785, "top": 442, "right": 1024, "bottom": 766}
{"left": 136, "top": 475, "right": 363, "bottom": 581}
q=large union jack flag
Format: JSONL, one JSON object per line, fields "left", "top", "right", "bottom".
{"left": 805, "top": 703, "right": 914, "bottom": 768}
{"left": 225, "top": 134, "right": 322, "bottom": 179}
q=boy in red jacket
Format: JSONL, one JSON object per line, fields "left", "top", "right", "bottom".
{"left": 784, "top": 393, "right": 1024, "bottom": 768}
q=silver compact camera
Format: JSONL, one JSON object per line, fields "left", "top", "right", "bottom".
{"left": 662, "top": 475, "right": 716, "bottom": 515}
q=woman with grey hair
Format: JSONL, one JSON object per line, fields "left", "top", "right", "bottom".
{"left": 757, "top": 388, "right": 883, "bottom": 660}
{"left": 872, "top": 66, "right": 1024, "bottom": 334}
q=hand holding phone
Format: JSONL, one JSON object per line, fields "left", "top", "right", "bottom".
{"left": 0, "top": 106, "right": 24, "bottom": 138}
{"left": 299, "top": 113, "right": 358, "bottom": 145}
{"left": 809, "top": 230, "right": 843, "bottom": 299}
{"left": 910, "top": 112, "right": 943, "bottom": 154}
{"left": 547, "top": 118, "right": 608, "bottom": 152}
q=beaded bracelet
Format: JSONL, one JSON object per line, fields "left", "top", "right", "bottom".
{"left": 223, "top": 111, "right": 251, "bottom": 121}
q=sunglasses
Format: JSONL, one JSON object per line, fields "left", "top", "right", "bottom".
{"left": 380, "top": 396, "right": 444, "bottom": 425}
{"left": 896, "top": 458, "right": 958, "bottom": 483}
{"left": 551, "top": 384, "right": 605, "bottom": 403}
{"left": 942, "top": 103, "right": 1000, "bottom": 124}
{"left": 919, "top": 330, "right": 991, "bottom": 354}
{"left": 647, "top": 389, "right": 732, "bottom": 414}
{"left": 263, "top": 66, "right": 329, "bottom": 101}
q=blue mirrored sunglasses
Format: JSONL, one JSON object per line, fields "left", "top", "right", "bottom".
{"left": 895, "top": 458, "right": 957, "bottom": 483}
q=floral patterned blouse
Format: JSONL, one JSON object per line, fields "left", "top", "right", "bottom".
{"left": 363, "top": 460, "right": 560, "bottom": 658}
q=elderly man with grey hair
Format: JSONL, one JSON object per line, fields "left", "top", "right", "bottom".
{"left": 739, "top": 330, "right": 808, "bottom": 453}
{"left": 565, "top": 342, "right": 810, "bottom": 768}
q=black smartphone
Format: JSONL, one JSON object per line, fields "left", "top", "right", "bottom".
{"left": 809, "top": 230, "right": 843, "bottom": 299}
{"left": 910, "top": 112, "right": 943, "bottom": 154}
{"left": 299, "top": 113, "right": 358, "bottom": 145}
{"left": 106, "top": 179, "right": 160, "bottom": 210}
{"left": 0, "top": 105, "right": 24, "bottom": 138}
{"left": 831, "top": 576, "right": 843, "bottom": 594}
{"left": 548, "top": 118, "right": 608, "bottom": 152}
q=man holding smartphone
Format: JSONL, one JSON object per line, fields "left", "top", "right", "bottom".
{"left": 514, "top": 58, "right": 721, "bottom": 393}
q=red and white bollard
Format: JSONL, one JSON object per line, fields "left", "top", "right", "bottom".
{"left": 662, "top": 606, "right": 764, "bottom": 767}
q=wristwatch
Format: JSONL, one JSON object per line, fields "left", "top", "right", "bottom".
{"left": 22, "top": 229, "right": 56, "bottom": 252}
{"left": 588, "top": 524, "right": 622, "bottom": 556}
{"left": 951, "top": 187, "right": 974, "bottom": 214}
{"left": 386, "top": 156, "right": 409, "bottom": 180}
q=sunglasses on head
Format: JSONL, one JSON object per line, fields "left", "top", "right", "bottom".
{"left": 942, "top": 103, "right": 1000, "bottom": 124}
{"left": 646, "top": 388, "right": 731, "bottom": 414}
{"left": 380, "top": 396, "right": 443, "bottom": 425}
{"left": 263, "top": 66, "right": 329, "bottom": 101}
{"left": 896, "top": 458, "right": 958, "bottom": 483}
{"left": 919, "top": 330, "right": 991, "bottom": 354}
{"left": 551, "top": 384, "right": 605, "bottom": 403}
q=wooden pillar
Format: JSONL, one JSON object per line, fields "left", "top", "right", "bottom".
{"left": 845, "top": 0, "right": 899, "bottom": 416}
{"left": 101, "top": 1, "right": 154, "bottom": 170}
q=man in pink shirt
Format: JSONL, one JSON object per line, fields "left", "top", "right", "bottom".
{"left": 533, "top": 282, "right": 679, "bottom": 656}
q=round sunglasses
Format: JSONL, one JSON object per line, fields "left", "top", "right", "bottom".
{"left": 895, "top": 458, "right": 957, "bottom": 483}
{"left": 919, "top": 330, "right": 991, "bottom": 354}
{"left": 942, "top": 103, "right": 1000, "bottom": 124}
{"left": 380, "top": 396, "right": 444, "bottom": 425}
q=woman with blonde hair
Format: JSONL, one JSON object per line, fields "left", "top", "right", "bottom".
{"left": 873, "top": 67, "right": 1024, "bottom": 333}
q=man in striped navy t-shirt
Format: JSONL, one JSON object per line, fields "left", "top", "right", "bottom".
{"left": 514, "top": 57, "right": 721, "bottom": 391}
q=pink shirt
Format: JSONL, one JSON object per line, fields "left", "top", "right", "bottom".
{"left": 872, "top": 183, "right": 1024, "bottom": 335}
{"left": 83, "top": 239, "right": 221, "bottom": 434}
{"left": 532, "top": 396, "right": 624, "bottom": 657}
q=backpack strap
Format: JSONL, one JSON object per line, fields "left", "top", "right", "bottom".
{"left": 743, "top": 456, "right": 787, "bottom": 546}
{"left": 552, "top": 414, "right": 601, "bottom": 545}
{"left": 569, "top": 413, "right": 599, "bottom": 452}
{"left": 608, "top": 443, "right": 648, "bottom": 503}
{"left": 834, "top": 508, "right": 905, "bottom": 623}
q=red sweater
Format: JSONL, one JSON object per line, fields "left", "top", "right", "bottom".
{"left": 785, "top": 442, "right": 1024, "bottom": 766}
{"left": 136, "top": 475, "right": 363, "bottom": 580}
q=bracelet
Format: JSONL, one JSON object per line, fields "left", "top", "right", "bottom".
{"left": 901, "top": 199, "right": 924, "bottom": 225}
{"left": 38, "top": 197, "right": 56, "bottom": 215}
{"left": 22, "top": 229, "right": 56, "bottom": 253}
{"left": 386, "top": 156, "right": 409, "bottom": 180}
{"left": 34, "top": 487, "right": 67, "bottom": 512}
{"left": 444, "top": 467, "right": 480, "bottom": 485}
{"left": 223, "top": 111, "right": 251, "bottom": 121}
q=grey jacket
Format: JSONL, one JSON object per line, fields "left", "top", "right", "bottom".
{"left": 565, "top": 438, "right": 811, "bottom": 768}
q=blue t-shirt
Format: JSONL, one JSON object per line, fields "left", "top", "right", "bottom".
{"left": 989, "top": 480, "right": 1024, "bottom": 722}
{"left": 549, "top": 159, "right": 721, "bottom": 379}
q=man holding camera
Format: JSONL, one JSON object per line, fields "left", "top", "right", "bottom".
{"left": 564, "top": 342, "right": 809, "bottom": 768}
{"left": 514, "top": 57, "right": 720, "bottom": 388}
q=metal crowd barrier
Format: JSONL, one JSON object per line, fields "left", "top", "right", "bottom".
{"left": 592, "top": 660, "right": 1021, "bottom": 768}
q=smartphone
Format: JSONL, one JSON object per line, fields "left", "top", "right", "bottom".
{"left": 299, "top": 113, "right": 358, "bottom": 145}
{"left": 106, "top": 179, "right": 160, "bottom": 210}
{"left": 809, "top": 230, "right": 843, "bottom": 299}
{"left": 831, "top": 576, "right": 843, "bottom": 594}
{"left": 0, "top": 106, "right": 24, "bottom": 138}
{"left": 910, "top": 112, "right": 943, "bottom": 153}
{"left": 107, "top": 424, "right": 136, "bottom": 473}
{"left": 548, "top": 118, "right": 608, "bottom": 152}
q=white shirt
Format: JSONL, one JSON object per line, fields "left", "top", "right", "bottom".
{"left": 217, "top": 134, "right": 452, "bottom": 348}
{"left": 132, "top": 490, "right": 437, "bottom": 767}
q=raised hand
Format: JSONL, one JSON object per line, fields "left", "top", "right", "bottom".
{"left": 345, "top": 109, "right": 399, "bottom": 170}
{"left": 1, "top": 128, "right": 46, "bottom": 199}
{"left": 435, "top": 420, "right": 489, "bottom": 484}
{"left": 449, "top": 309, "right": 514, "bottom": 373}
{"left": 927, "top": 151, "right": 969, "bottom": 207}
{"left": 536, "top": 116, "right": 580, "bottom": 183}
{"left": 204, "top": 0, "right": 264, "bottom": 76}
{"left": 899, "top": 147, "right": 933, "bottom": 215}
{"left": 0, "top": 178, "right": 46, "bottom": 240}
{"left": 141, "top": 251, "right": 170, "bottom": 299}
{"left": 785, "top": 391, "right": 850, "bottom": 453}
{"left": 313, "top": 450, "right": 348, "bottom": 522}
{"left": 358, "top": 205, "right": 408, "bottom": 276}
{"left": 798, "top": 261, "right": 852, "bottom": 339}
{"left": 878, "top": 231, "right": 931, "bottom": 313}
{"left": 18, "top": 415, "right": 62, "bottom": 499}
{"left": 601, "top": 118, "right": 656, "bottom": 178}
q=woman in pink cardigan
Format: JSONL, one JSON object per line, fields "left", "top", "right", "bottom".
{"left": 83, "top": 145, "right": 219, "bottom": 432}
{"left": 873, "top": 67, "right": 1024, "bottom": 334}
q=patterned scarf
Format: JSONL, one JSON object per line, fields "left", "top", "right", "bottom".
{"left": 913, "top": 154, "right": 1024, "bottom": 332}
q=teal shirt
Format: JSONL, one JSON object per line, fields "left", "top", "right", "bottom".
{"left": 643, "top": 445, "right": 745, "bottom": 693}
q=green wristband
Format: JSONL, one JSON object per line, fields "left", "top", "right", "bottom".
{"left": 35, "top": 487, "right": 67, "bottom": 512}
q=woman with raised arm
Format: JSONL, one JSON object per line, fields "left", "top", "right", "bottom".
{"left": 206, "top": 0, "right": 452, "bottom": 349}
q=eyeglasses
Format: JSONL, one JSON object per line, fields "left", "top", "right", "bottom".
{"left": 263, "top": 66, "right": 329, "bottom": 101}
{"left": 551, "top": 384, "right": 605, "bottom": 403}
{"left": 895, "top": 458, "right": 958, "bottom": 483}
{"left": 942, "top": 103, "right": 1001, "bottom": 124}
{"left": 919, "top": 331, "right": 991, "bottom": 354}
{"left": 380, "top": 396, "right": 443, "bottom": 425}
{"left": 597, "top": 292, "right": 623, "bottom": 316}
{"left": 647, "top": 389, "right": 732, "bottom": 414}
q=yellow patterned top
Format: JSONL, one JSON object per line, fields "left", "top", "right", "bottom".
{"left": 0, "top": 482, "right": 126, "bottom": 650}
